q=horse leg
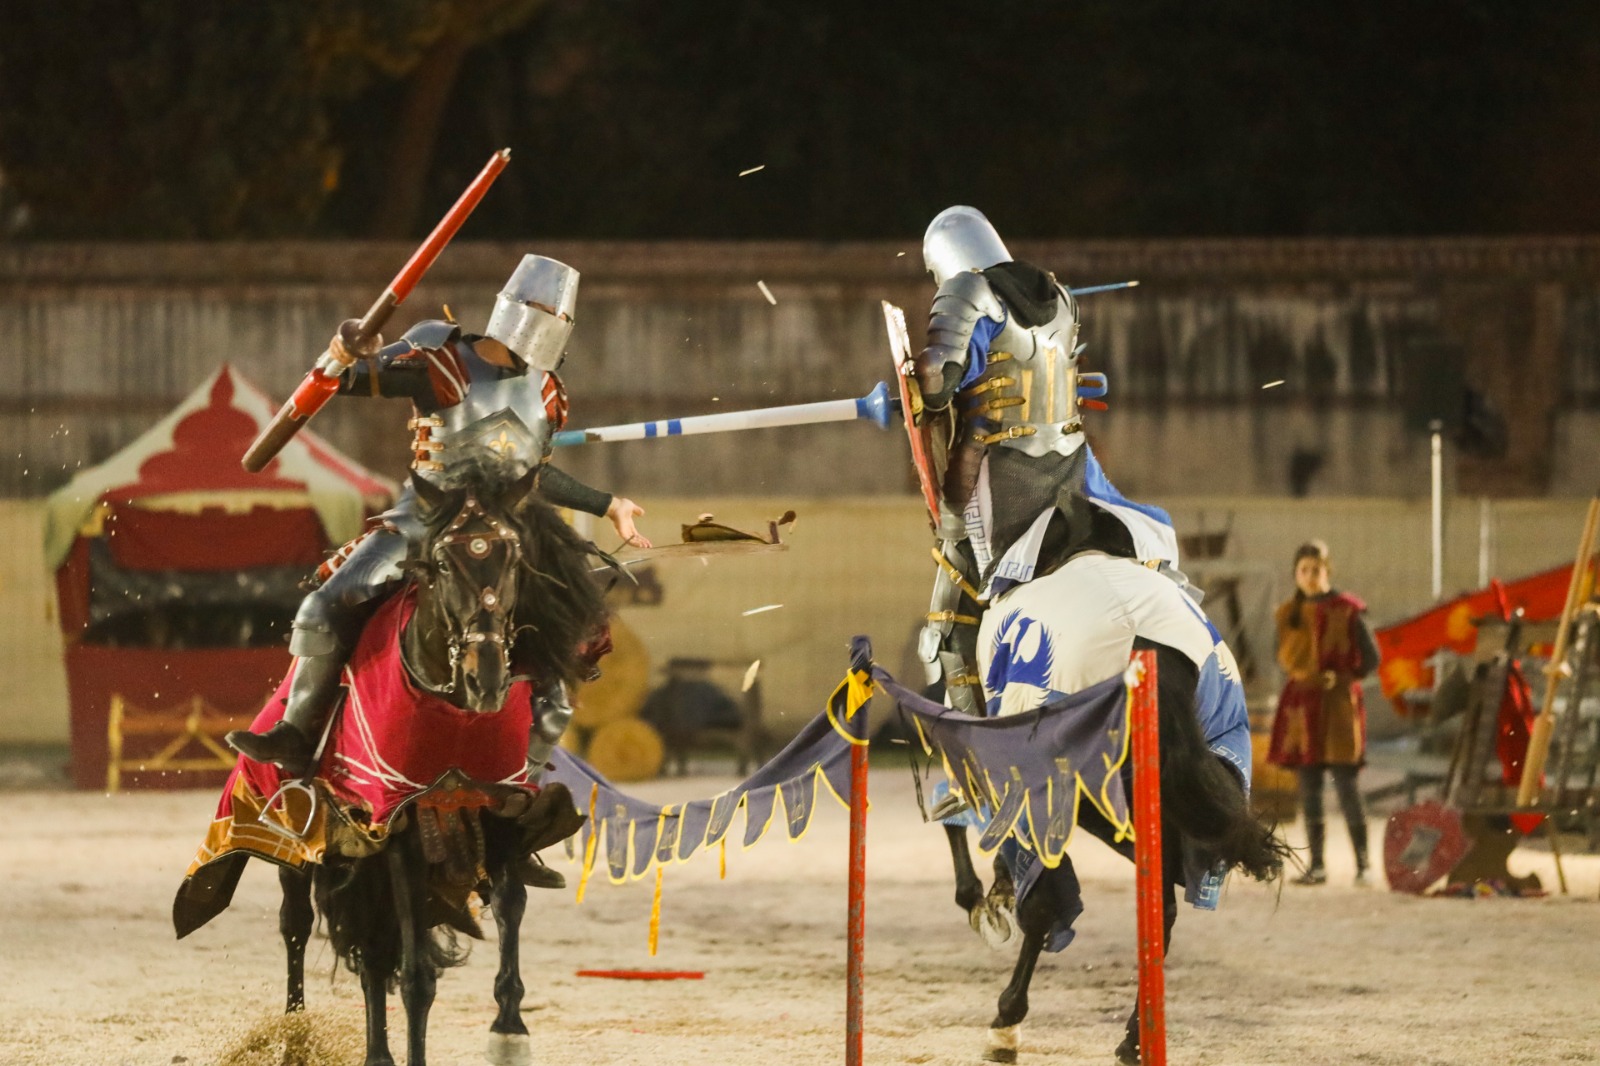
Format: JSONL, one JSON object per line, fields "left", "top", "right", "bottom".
{"left": 278, "top": 866, "right": 314, "bottom": 1013}
{"left": 388, "top": 832, "right": 437, "bottom": 1066}
{"left": 946, "top": 824, "right": 984, "bottom": 913}
{"left": 985, "top": 858, "right": 1077, "bottom": 1063}
{"left": 486, "top": 832, "right": 532, "bottom": 1066}
{"left": 360, "top": 960, "right": 396, "bottom": 1066}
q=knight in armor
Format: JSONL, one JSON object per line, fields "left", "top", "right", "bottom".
{"left": 913, "top": 206, "right": 1179, "bottom": 716}
{"left": 227, "top": 255, "right": 650, "bottom": 795}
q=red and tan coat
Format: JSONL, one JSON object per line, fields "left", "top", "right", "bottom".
{"left": 1267, "top": 591, "right": 1377, "bottom": 768}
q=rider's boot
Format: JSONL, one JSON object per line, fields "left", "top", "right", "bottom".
{"left": 226, "top": 650, "right": 346, "bottom": 778}
{"left": 1293, "top": 820, "right": 1328, "bottom": 885}
{"left": 515, "top": 851, "right": 567, "bottom": 890}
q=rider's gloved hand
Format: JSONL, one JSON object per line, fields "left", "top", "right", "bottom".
{"left": 328, "top": 318, "right": 383, "bottom": 370}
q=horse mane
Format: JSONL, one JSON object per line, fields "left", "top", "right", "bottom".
{"left": 507, "top": 491, "right": 611, "bottom": 689}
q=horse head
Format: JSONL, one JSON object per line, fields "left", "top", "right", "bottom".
{"left": 408, "top": 468, "right": 539, "bottom": 712}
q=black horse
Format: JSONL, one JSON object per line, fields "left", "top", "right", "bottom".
{"left": 186, "top": 470, "right": 608, "bottom": 1066}
{"left": 938, "top": 642, "right": 1287, "bottom": 1065}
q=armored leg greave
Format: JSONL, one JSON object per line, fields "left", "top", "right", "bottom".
{"left": 515, "top": 680, "right": 575, "bottom": 890}
{"left": 280, "top": 647, "right": 350, "bottom": 737}
{"left": 229, "top": 526, "right": 411, "bottom": 774}
{"left": 525, "top": 680, "right": 575, "bottom": 783}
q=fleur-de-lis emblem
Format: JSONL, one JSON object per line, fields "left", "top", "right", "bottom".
{"left": 486, "top": 431, "right": 515, "bottom": 457}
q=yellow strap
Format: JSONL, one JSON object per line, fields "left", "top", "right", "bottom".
{"left": 930, "top": 547, "right": 985, "bottom": 603}
{"left": 945, "top": 672, "right": 984, "bottom": 688}
{"left": 986, "top": 351, "right": 1014, "bottom": 362}
{"left": 967, "top": 396, "right": 1025, "bottom": 417}
{"left": 975, "top": 424, "right": 1038, "bottom": 446}
{"left": 962, "top": 375, "right": 1016, "bottom": 397}
{"left": 927, "top": 610, "right": 981, "bottom": 625}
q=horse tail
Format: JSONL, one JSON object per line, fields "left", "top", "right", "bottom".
{"left": 1140, "top": 640, "right": 1289, "bottom": 883}
{"left": 312, "top": 853, "right": 469, "bottom": 987}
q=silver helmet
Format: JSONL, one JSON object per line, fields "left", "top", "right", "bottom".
{"left": 484, "top": 254, "right": 580, "bottom": 372}
{"left": 922, "top": 206, "right": 1012, "bottom": 286}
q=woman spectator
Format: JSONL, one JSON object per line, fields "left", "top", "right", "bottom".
{"left": 1268, "top": 540, "right": 1381, "bottom": 885}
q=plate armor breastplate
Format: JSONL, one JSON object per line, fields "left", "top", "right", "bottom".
{"left": 414, "top": 342, "right": 552, "bottom": 489}
{"left": 958, "top": 284, "right": 1082, "bottom": 458}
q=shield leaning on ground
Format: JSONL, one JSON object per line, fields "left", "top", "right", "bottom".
{"left": 1384, "top": 800, "right": 1473, "bottom": 893}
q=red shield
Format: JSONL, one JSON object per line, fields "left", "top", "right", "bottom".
{"left": 881, "top": 301, "right": 940, "bottom": 523}
{"left": 1384, "top": 800, "right": 1473, "bottom": 894}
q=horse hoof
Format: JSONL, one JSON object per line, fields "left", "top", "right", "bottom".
{"left": 984, "top": 1024, "right": 1019, "bottom": 1063}
{"left": 486, "top": 1032, "right": 532, "bottom": 1066}
{"left": 969, "top": 898, "right": 1018, "bottom": 950}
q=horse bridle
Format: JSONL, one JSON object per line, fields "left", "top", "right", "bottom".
{"left": 430, "top": 494, "right": 522, "bottom": 691}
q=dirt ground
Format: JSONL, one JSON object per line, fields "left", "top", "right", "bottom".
{"left": 2, "top": 769, "right": 1598, "bottom": 1066}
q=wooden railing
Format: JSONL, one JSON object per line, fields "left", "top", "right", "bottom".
{"left": 105, "top": 694, "right": 253, "bottom": 792}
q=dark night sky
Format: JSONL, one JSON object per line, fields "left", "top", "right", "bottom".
{"left": 3, "top": 0, "right": 1598, "bottom": 240}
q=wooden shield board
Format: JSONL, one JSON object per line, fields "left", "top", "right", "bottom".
{"left": 881, "top": 301, "right": 940, "bottom": 523}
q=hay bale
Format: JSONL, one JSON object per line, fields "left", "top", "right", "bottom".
{"left": 585, "top": 717, "right": 665, "bottom": 782}
{"left": 572, "top": 615, "right": 650, "bottom": 728}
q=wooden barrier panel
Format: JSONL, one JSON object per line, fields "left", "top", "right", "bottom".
{"left": 105, "top": 694, "right": 252, "bottom": 793}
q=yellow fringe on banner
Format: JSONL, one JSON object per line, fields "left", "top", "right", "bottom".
{"left": 648, "top": 865, "right": 665, "bottom": 956}
{"left": 719, "top": 836, "right": 727, "bottom": 880}
{"left": 576, "top": 782, "right": 599, "bottom": 904}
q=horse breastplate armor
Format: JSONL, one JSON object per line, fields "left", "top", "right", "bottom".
{"left": 417, "top": 346, "right": 552, "bottom": 490}
{"left": 958, "top": 290, "right": 1082, "bottom": 458}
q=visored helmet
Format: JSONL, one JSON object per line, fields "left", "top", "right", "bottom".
{"left": 922, "top": 206, "right": 1012, "bottom": 286}
{"left": 484, "top": 254, "right": 579, "bottom": 372}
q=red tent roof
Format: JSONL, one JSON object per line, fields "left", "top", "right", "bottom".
{"left": 46, "top": 365, "right": 397, "bottom": 570}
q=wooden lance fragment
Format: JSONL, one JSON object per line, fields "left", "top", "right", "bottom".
{"left": 242, "top": 148, "right": 512, "bottom": 472}
{"left": 1515, "top": 493, "right": 1600, "bottom": 807}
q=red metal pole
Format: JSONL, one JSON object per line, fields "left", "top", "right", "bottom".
{"left": 846, "top": 734, "right": 869, "bottom": 1066}
{"left": 1130, "top": 649, "right": 1167, "bottom": 1066}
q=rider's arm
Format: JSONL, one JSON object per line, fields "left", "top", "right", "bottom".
{"left": 338, "top": 321, "right": 467, "bottom": 405}
{"left": 538, "top": 464, "right": 613, "bottom": 518}
{"left": 916, "top": 271, "right": 1007, "bottom": 411}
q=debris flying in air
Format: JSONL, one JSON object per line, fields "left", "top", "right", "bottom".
{"left": 742, "top": 603, "right": 783, "bottom": 617}
{"left": 1262, "top": 380, "right": 1285, "bottom": 389}
{"left": 739, "top": 165, "right": 766, "bottom": 177}
{"left": 756, "top": 280, "right": 777, "bottom": 305}
{"left": 741, "top": 659, "right": 762, "bottom": 692}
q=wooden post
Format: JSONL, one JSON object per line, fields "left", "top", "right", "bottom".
{"left": 845, "top": 727, "right": 869, "bottom": 1066}
{"left": 1515, "top": 495, "right": 1600, "bottom": 806}
{"left": 1130, "top": 650, "right": 1167, "bottom": 1066}
{"left": 106, "top": 694, "right": 125, "bottom": 793}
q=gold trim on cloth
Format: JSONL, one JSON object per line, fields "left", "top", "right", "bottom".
{"left": 185, "top": 773, "right": 344, "bottom": 876}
